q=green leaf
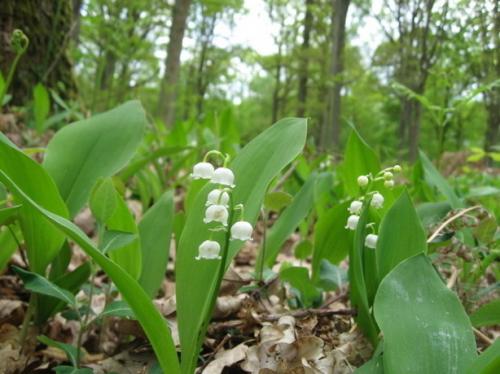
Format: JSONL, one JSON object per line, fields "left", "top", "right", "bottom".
{"left": 33, "top": 83, "right": 50, "bottom": 133}
{"left": 264, "top": 191, "right": 293, "bottom": 211}
{"left": 54, "top": 366, "right": 93, "bottom": 374}
{"left": 90, "top": 178, "right": 117, "bottom": 224}
{"left": 316, "top": 259, "right": 346, "bottom": 291}
{"left": 374, "top": 254, "right": 477, "bottom": 373}
{"left": 105, "top": 190, "right": 141, "bottom": 279}
{"left": 263, "top": 173, "right": 318, "bottom": 266}
{"left": 294, "top": 240, "right": 313, "bottom": 260}
{"left": 0, "top": 169, "right": 180, "bottom": 374}
{"left": 376, "top": 190, "right": 427, "bottom": 282}
{"left": 416, "top": 201, "right": 452, "bottom": 228}
{"left": 312, "top": 201, "right": 351, "bottom": 278}
{"left": 0, "top": 227, "right": 18, "bottom": 271}
{"left": 99, "top": 300, "right": 135, "bottom": 319}
{"left": 138, "top": 191, "right": 174, "bottom": 298}
{"left": 0, "top": 204, "right": 20, "bottom": 225}
{"left": 43, "top": 101, "right": 146, "bottom": 217}
{"left": 13, "top": 266, "right": 75, "bottom": 306}
{"left": 419, "top": 150, "right": 463, "bottom": 208}
{"left": 280, "top": 266, "right": 322, "bottom": 308}
{"left": 355, "top": 344, "right": 384, "bottom": 373}
{"left": 38, "top": 335, "right": 79, "bottom": 367}
{"left": 176, "top": 117, "right": 307, "bottom": 373}
{"left": 340, "top": 128, "right": 380, "bottom": 197}
{"left": 349, "top": 204, "right": 379, "bottom": 345}
{"left": 101, "top": 230, "right": 137, "bottom": 254}
{"left": 470, "top": 299, "right": 500, "bottom": 327}
{"left": 0, "top": 134, "right": 68, "bottom": 273}
{"left": 466, "top": 339, "right": 500, "bottom": 374}
{"left": 36, "top": 262, "right": 92, "bottom": 324}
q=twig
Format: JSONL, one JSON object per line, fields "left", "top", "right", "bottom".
{"left": 272, "top": 162, "right": 298, "bottom": 192}
{"left": 197, "top": 334, "right": 231, "bottom": 373}
{"left": 321, "top": 289, "right": 348, "bottom": 308}
{"left": 446, "top": 266, "right": 460, "bottom": 289}
{"left": 427, "top": 206, "right": 481, "bottom": 243}
{"left": 473, "top": 327, "right": 493, "bottom": 346}
{"left": 262, "top": 308, "right": 357, "bottom": 322}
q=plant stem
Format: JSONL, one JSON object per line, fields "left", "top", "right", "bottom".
{"left": 257, "top": 207, "right": 267, "bottom": 283}
{"left": 75, "top": 268, "right": 96, "bottom": 367}
{"left": 19, "top": 294, "right": 36, "bottom": 351}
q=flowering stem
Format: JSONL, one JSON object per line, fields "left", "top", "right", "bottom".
{"left": 203, "top": 150, "right": 225, "bottom": 164}
{"left": 256, "top": 207, "right": 267, "bottom": 283}
{"left": 233, "top": 203, "right": 244, "bottom": 220}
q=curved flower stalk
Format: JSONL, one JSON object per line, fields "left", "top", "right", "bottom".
{"left": 346, "top": 165, "right": 402, "bottom": 248}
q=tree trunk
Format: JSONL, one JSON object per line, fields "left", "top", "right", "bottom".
{"left": 322, "top": 0, "right": 350, "bottom": 151}
{"left": 0, "top": 0, "right": 76, "bottom": 105}
{"left": 158, "top": 0, "right": 192, "bottom": 128}
{"left": 297, "top": 0, "right": 313, "bottom": 117}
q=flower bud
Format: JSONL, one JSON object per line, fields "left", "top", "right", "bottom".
{"left": 206, "top": 189, "right": 230, "bottom": 207}
{"left": 203, "top": 204, "right": 229, "bottom": 226}
{"left": 365, "top": 234, "right": 378, "bottom": 249}
{"left": 345, "top": 215, "right": 360, "bottom": 230}
{"left": 195, "top": 240, "right": 221, "bottom": 260}
{"left": 357, "top": 175, "right": 369, "bottom": 187}
{"left": 348, "top": 200, "right": 363, "bottom": 215}
{"left": 230, "top": 221, "right": 253, "bottom": 241}
{"left": 384, "top": 180, "right": 394, "bottom": 188}
{"left": 212, "top": 167, "right": 235, "bottom": 187}
{"left": 393, "top": 165, "right": 402, "bottom": 173}
{"left": 371, "top": 193, "right": 384, "bottom": 209}
{"left": 192, "top": 162, "right": 214, "bottom": 180}
{"left": 383, "top": 171, "right": 393, "bottom": 180}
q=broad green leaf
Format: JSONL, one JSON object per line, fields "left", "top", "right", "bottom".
{"left": 419, "top": 150, "right": 462, "bottom": 208}
{"left": 340, "top": 128, "right": 380, "bottom": 197}
{"left": 280, "top": 266, "right": 322, "bottom": 308}
{"left": 264, "top": 191, "right": 293, "bottom": 211}
{"left": 0, "top": 227, "right": 18, "bottom": 271}
{"left": 36, "top": 262, "right": 92, "bottom": 324}
{"left": 90, "top": 178, "right": 117, "bottom": 224}
{"left": 466, "top": 339, "right": 500, "bottom": 374}
{"left": 100, "top": 230, "right": 137, "bottom": 254}
{"left": 176, "top": 118, "right": 307, "bottom": 373}
{"left": 138, "top": 191, "right": 174, "bottom": 298}
{"left": 106, "top": 190, "right": 141, "bottom": 279}
{"left": 470, "top": 299, "right": 500, "bottom": 327}
{"left": 0, "top": 169, "right": 180, "bottom": 374}
{"left": 0, "top": 134, "right": 68, "bottom": 273}
{"left": 99, "top": 300, "right": 135, "bottom": 319}
{"left": 0, "top": 205, "right": 20, "bottom": 225}
{"left": 38, "top": 335, "right": 79, "bottom": 367}
{"left": 43, "top": 101, "right": 146, "bottom": 217}
{"left": 33, "top": 83, "right": 50, "bottom": 133}
{"left": 294, "top": 239, "right": 313, "bottom": 260}
{"left": 263, "top": 173, "right": 318, "bottom": 266}
{"left": 316, "top": 259, "right": 346, "bottom": 291}
{"left": 349, "top": 204, "right": 379, "bottom": 345}
{"left": 376, "top": 190, "right": 427, "bottom": 281}
{"left": 54, "top": 366, "right": 93, "bottom": 374}
{"left": 13, "top": 266, "right": 75, "bottom": 306}
{"left": 312, "top": 201, "right": 351, "bottom": 279}
{"left": 374, "top": 254, "right": 477, "bottom": 374}
{"left": 416, "top": 201, "right": 452, "bottom": 228}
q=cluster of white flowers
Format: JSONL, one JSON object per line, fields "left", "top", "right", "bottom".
{"left": 346, "top": 165, "right": 402, "bottom": 250}
{"left": 192, "top": 153, "right": 254, "bottom": 260}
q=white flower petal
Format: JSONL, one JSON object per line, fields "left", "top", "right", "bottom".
{"left": 230, "top": 221, "right": 253, "bottom": 241}
{"left": 192, "top": 162, "right": 214, "bottom": 180}
{"left": 212, "top": 167, "right": 235, "bottom": 187}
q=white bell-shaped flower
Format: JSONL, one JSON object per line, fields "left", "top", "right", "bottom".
{"left": 384, "top": 180, "right": 394, "bottom": 188}
{"left": 345, "top": 215, "right": 359, "bottom": 230}
{"left": 192, "top": 162, "right": 214, "bottom": 180}
{"left": 206, "top": 189, "right": 230, "bottom": 207}
{"left": 203, "top": 204, "right": 229, "bottom": 226}
{"left": 365, "top": 234, "right": 378, "bottom": 249}
{"left": 371, "top": 193, "right": 384, "bottom": 209}
{"left": 195, "top": 240, "right": 221, "bottom": 260}
{"left": 230, "top": 221, "right": 253, "bottom": 241}
{"left": 357, "top": 175, "right": 369, "bottom": 187}
{"left": 211, "top": 167, "right": 235, "bottom": 187}
{"left": 348, "top": 200, "right": 363, "bottom": 215}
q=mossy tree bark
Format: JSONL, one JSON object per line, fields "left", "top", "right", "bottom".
{"left": 0, "top": 0, "right": 77, "bottom": 105}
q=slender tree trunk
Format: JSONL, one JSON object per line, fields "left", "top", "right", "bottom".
{"left": 195, "top": 14, "right": 216, "bottom": 121}
{"left": 0, "top": 0, "right": 76, "bottom": 104}
{"left": 322, "top": 0, "right": 350, "bottom": 151}
{"left": 297, "top": 0, "right": 313, "bottom": 117}
{"left": 158, "top": 0, "right": 192, "bottom": 128}
{"left": 271, "top": 40, "right": 283, "bottom": 124}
